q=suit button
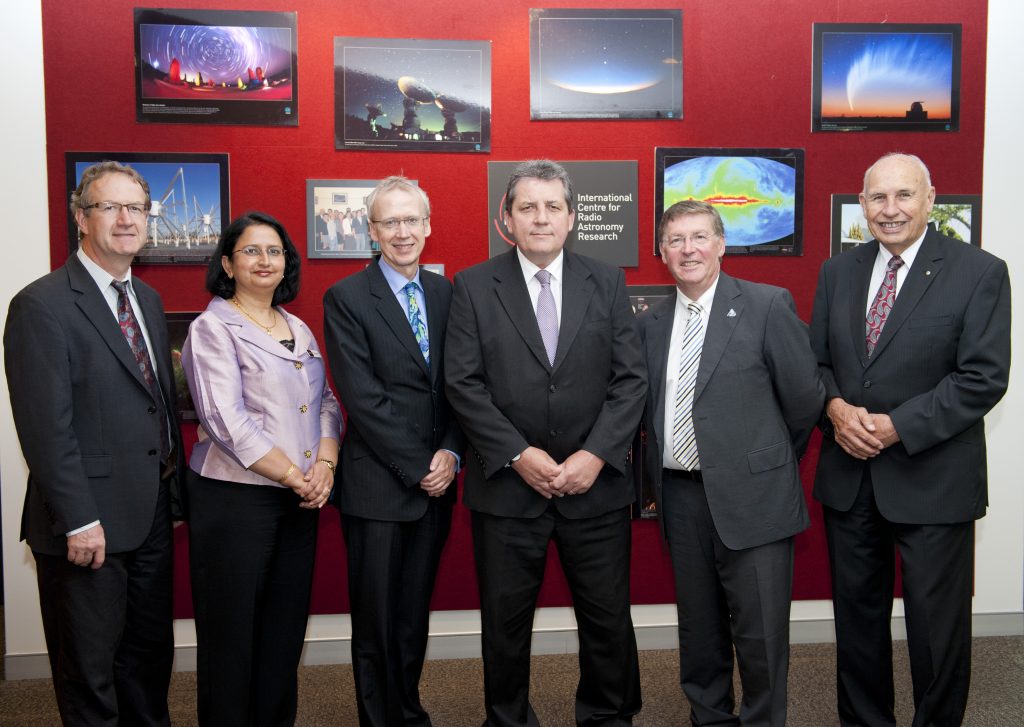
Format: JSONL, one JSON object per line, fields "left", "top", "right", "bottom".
{"left": 549, "top": 430, "right": 557, "bottom": 437}
{"left": 863, "top": 380, "right": 872, "bottom": 388}
{"left": 148, "top": 449, "right": 157, "bottom": 456}
{"left": 148, "top": 406, "right": 157, "bottom": 414}
{"left": 549, "top": 385, "right": 556, "bottom": 393}
{"left": 304, "top": 450, "right": 312, "bottom": 458}
{"left": 299, "top": 404, "right": 309, "bottom": 413}
{"left": 294, "top": 361, "right": 303, "bottom": 370}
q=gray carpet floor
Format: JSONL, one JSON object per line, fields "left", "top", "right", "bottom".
{"left": 1, "top": 632, "right": 1021, "bottom": 725}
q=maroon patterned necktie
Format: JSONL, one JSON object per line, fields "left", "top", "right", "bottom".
{"left": 111, "top": 280, "right": 170, "bottom": 461}
{"left": 865, "top": 255, "right": 904, "bottom": 357}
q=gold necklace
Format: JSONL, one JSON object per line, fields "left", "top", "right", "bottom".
{"left": 230, "top": 297, "right": 277, "bottom": 336}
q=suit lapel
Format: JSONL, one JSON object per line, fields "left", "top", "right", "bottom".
{"left": 867, "top": 231, "right": 944, "bottom": 366}
{"left": 494, "top": 250, "right": 553, "bottom": 370}
{"left": 552, "top": 254, "right": 595, "bottom": 373}
{"left": 647, "top": 294, "right": 676, "bottom": 453}
{"left": 134, "top": 280, "right": 174, "bottom": 405}
{"left": 66, "top": 256, "right": 152, "bottom": 395}
{"left": 847, "top": 240, "right": 877, "bottom": 368}
{"left": 695, "top": 273, "right": 742, "bottom": 402}
{"left": 368, "top": 262, "right": 430, "bottom": 377}
{"left": 423, "top": 272, "right": 445, "bottom": 384}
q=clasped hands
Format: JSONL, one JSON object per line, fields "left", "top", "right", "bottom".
{"left": 281, "top": 460, "right": 334, "bottom": 509}
{"left": 511, "top": 447, "right": 604, "bottom": 499}
{"left": 827, "top": 398, "right": 900, "bottom": 460}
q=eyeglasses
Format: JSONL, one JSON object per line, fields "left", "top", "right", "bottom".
{"left": 84, "top": 201, "right": 150, "bottom": 218}
{"left": 371, "top": 216, "right": 427, "bottom": 230}
{"left": 233, "top": 246, "right": 286, "bottom": 258}
{"left": 662, "top": 232, "right": 718, "bottom": 249}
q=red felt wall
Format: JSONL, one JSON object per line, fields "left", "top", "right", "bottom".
{"left": 40, "top": 0, "right": 987, "bottom": 618}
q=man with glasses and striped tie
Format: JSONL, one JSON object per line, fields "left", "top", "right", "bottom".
{"left": 638, "top": 200, "right": 823, "bottom": 727}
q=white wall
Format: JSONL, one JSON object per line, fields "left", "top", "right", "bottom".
{"left": 3, "top": 0, "right": 1023, "bottom": 679}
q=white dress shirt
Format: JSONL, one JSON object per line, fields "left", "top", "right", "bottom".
{"left": 864, "top": 232, "right": 925, "bottom": 317}
{"left": 517, "top": 247, "right": 564, "bottom": 324}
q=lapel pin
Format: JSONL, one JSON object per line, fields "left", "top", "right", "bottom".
{"left": 726, "top": 308, "right": 737, "bottom": 317}
{"left": 925, "top": 270, "right": 932, "bottom": 276}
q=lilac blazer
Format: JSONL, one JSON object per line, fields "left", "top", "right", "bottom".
{"left": 182, "top": 296, "right": 343, "bottom": 487}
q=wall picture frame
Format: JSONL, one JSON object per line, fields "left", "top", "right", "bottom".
{"left": 830, "top": 193, "right": 982, "bottom": 256}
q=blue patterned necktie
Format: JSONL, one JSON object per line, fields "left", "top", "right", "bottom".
{"left": 672, "top": 302, "right": 703, "bottom": 470}
{"left": 404, "top": 282, "right": 430, "bottom": 366}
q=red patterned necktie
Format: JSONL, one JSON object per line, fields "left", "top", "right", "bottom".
{"left": 865, "top": 255, "right": 904, "bottom": 357}
{"left": 111, "top": 280, "right": 170, "bottom": 461}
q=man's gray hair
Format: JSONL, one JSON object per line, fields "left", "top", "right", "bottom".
{"left": 503, "top": 159, "right": 574, "bottom": 215}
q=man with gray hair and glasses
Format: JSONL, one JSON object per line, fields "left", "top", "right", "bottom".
{"left": 4, "top": 160, "right": 183, "bottom": 725}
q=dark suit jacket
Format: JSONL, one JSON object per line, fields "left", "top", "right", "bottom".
{"left": 809, "top": 229, "right": 1011, "bottom": 523}
{"left": 444, "top": 249, "right": 648, "bottom": 519}
{"left": 639, "top": 273, "right": 823, "bottom": 550}
{"left": 4, "top": 254, "right": 182, "bottom": 556}
{"left": 323, "top": 262, "right": 464, "bottom": 521}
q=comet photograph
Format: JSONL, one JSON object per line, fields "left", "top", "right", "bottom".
{"left": 134, "top": 8, "right": 298, "bottom": 126}
{"left": 812, "top": 23, "right": 961, "bottom": 132}
{"left": 334, "top": 37, "right": 491, "bottom": 153}
{"left": 530, "top": 8, "right": 682, "bottom": 120}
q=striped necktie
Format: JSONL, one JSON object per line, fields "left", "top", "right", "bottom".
{"left": 671, "top": 302, "right": 703, "bottom": 470}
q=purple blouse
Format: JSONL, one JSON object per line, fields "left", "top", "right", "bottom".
{"left": 182, "top": 297, "right": 343, "bottom": 487}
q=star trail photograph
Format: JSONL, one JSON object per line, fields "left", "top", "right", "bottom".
{"left": 134, "top": 8, "right": 298, "bottom": 126}
{"left": 530, "top": 8, "right": 682, "bottom": 120}
{"left": 334, "top": 37, "right": 491, "bottom": 153}
{"left": 812, "top": 23, "right": 961, "bottom": 132}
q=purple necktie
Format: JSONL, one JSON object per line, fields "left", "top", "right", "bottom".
{"left": 112, "top": 281, "right": 170, "bottom": 461}
{"left": 865, "top": 255, "right": 904, "bottom": 357}
{"left": 535, "top": 269, "right": 558, "bottom": 366}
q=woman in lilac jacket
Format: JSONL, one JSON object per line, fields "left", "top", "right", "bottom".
{"left": 182, "top": 211, "right": 342, "bottom": 726}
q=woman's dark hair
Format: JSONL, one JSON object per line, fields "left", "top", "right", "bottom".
{"left": 206, "top": 211, "right": 301, "bottom": 306}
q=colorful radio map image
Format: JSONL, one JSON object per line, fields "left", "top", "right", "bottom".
{"left": 662, "top": 156, "right": 797, "bottom": 250}
{"left": 817, "top": 26, "right": 958, "bottom": 131}
{"left": 139, "top": 23, "right": 294, "bottom": 101}
{"left": 336, "top": 38, "right": 490, "bottom": 152}
{"left": 531, "top": 9, "right": 682, "bottom": 119}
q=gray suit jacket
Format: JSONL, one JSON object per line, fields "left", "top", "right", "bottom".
{"left": 4, "top": 254, "right": 182, "bottom": 555}
{"left": 323, "top": 262, "right": 464, "bottom": 521}
{"left": 639, "top": 273, "right": 823, "bottom": 550}
{"left": 810, "top": 229, "right": 1011, "bottom": 523}
{"left": 445, "top": 249, "right": 647, "bottom": 519}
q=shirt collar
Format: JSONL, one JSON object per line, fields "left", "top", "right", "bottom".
{"left": 675, "top": 274, "right": 719, "bottom": 311}
{"left": 517, "top": 247, "right": 564, "bottom": 283}
{"left": 77, "top": 247, "right": 132, "bottom": 291}
{"left": 877, "top": 230, "right": 926, "bottom": 270}
{"left": 378, "top": 256, "right": 422, "bottom": 294}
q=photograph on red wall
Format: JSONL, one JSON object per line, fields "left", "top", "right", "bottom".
{"left": 654, "top": 148, "right": 804, "bottom": 256}
{"left": 530, "top": 8, "right": 683, "bottom": 120}
{"left": 830, "top": 193, "right": 981, "bottom": 256}
{"left": 133, "top": 8, "right": 298, "bottom": 126}
{"left": 812, "top": 23, "right": 961, "bottom": 132}
{"left": 305, "top": 178, "right": 409, "bottom": 259}
{"left": 334, "top": 37, "right": 491, "bottom": 153}
{"left": 65, "top": 151, "right": 229, "bottom": 265}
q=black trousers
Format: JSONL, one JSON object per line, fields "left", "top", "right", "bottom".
{"left": 472, "top": 506, "right": 641, "bottom": 727}
{"left": 186, "top": 474, "right": 318, "bottom": 727}
{"left": 342, "top": 500, "right": 452, "bottom": 727}
{"left": 824, "top": 469, "right": 975, "bottom": 727}
{"left": 661, "top": 470, "right": 794, "bottom": 727}
{"left": 35, "top": 478, "right": 173, "bottom": 727}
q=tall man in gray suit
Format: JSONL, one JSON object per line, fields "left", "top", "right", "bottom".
{"left": 639, "top": 201, "right": 823, "bottom": 726}
{"left": 4, "top": 161, "right": 181, "bottom": 725}
{"left": 445, "top": 160, "right": 648, "bottom": 726}
{"left": 323, "top": 176, "right": 464, "bottom": 727}
{"left": 810, "top": 153, "right": 1011, "bottom": 727}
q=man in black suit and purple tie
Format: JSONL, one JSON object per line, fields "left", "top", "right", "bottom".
{"left": 4, "top": 161, "right": 182, "bottom": 725}
{"left": 638, "top": 200, "right": 823, "bottom": 726}
{"left": 810, "top": 153, "right": 1011, "bottom": 726}
{"left": 323, "top": 176, "right": 464, "bottom": 727}
{"left": 445, "top": 159, "right": 648, "bottom": 726}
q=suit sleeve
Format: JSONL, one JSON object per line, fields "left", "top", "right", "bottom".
{"left": 323, "top": 284, "right": 435, "bottom": 485}
{"left": 809, "top": 261, "right": 843, "bottom": 403}
{"left": 764, "top": 289, "right": 826, "bottom": 457}
{"left": 444, "top": 273, "right": 531, "bottom": 478}
{"left": 3, "top": 290, "right": 98, "bottom": 534}
{"left": 890, "top": 258, "right": 1011, "bottom": 454}
{"left": 579, "top": 268, "right": 648, "bottom": 473}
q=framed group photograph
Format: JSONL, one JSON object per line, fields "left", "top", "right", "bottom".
{"left": 334, "top": 37, "right": 491, "bottom": 153}
{"left": 306, "top": 179, "right": 415, "bottom": 259}
{"left": 830, "top": 193, "right": 982, "bottom": 256}
{"left": 65, "top": 152, "right": 230, "bottom": 265}
{"left": 166, "top": 312, "right": 201, "bottom": 421}
{"left": 134, "top": 8, "right": 298, "bottom": 126}
{"left": 529, "top": 8, "right": 683, "bottom": 120}
{"left": 654, "top": 148, "right": 805, "bottom": 256}
{"left": 812, "top": 23, "right": 961, "bottom": 132}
